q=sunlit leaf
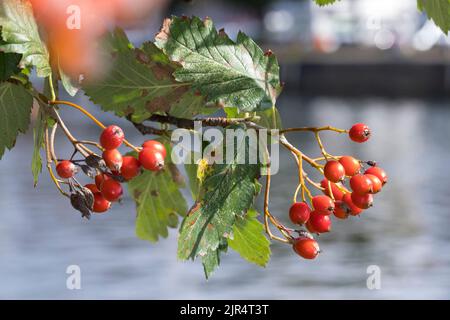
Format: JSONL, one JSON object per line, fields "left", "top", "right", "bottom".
{"left": 155, "top": 16, "right": 282, "bottom": 112}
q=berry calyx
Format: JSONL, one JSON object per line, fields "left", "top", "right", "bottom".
{"left": 142, "top": 140, "right": 167, "bottom": 159}
{"left": 320, "top": 179, "right": 344, "bottom": 201}
{"left": 95, "top": 173, "right": 111, "bottom": 191}
{"left": 100, "top": 125, "right": 124, "bottom": 150}
{"left": 85, "top": 183, "right": 100, "bottom": 194}
{"left": 121, "top": 156, "right": 141, "bottom": 180}
{"left": 312, "top": 195, "right": 335, "bottom": 215}
{"left": 308, "top": 211, "right": 332, "bottom": 233}
{"left": 139, "top": 148, "right": 165, "bottom": 171}
{"left": 351, "top": 192, "right": 374, "bottom": 209}
{"left": 339, "top": 156, "right": 361, "bottom": 176}
{"left": 93, "top": 192, "right": 111, "bottom": 213}
{"left": 293, "top": 237, "right": 320, "bottom": 259}
{"left": 349, "top": 123, "right": 371, "bottom": 143}
{"left": 101, "top": 179, "right": 123, "bottom": 202}
{"left": 324, "top": 160, "right": 345, "bottom": 183}
{"left": 365, "top": 166, "right": 388, "bottom": 186}
{"left": 342, "top": 193, "right": 363, "bottom": 216}
{"left": 289, "top": 202, "right": 311, "bottom": 225}
{"left": 56, "top": 160, "right": 77, "bottom": 179}
{"left": 366, "top": 174, "right": 382, "bottom": 194}
{"left": 103, "top": 149, "right": 123, "bottom": 172}
{"left": 350, "top": 174, "right": 373, "bottom": 195}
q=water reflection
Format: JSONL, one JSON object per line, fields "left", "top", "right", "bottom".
{"left": 0, "top": 96, "right": 449, "bottom": 299}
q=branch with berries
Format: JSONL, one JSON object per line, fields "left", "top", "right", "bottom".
{"left": 0, "top": 2, "right": 390, "bottom": 277}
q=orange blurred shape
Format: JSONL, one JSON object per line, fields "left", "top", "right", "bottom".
{"left": 28, "top": 0, "right": 168, "bottom": 78}
{"left": 48, "top": 29, "right": 102, "bottom": 78}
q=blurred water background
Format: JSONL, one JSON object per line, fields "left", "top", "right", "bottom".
{"left": 1, "top": 0, "right": 450, "bottom": 299}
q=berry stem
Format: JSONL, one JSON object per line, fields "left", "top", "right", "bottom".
{"left": 49, "top": 100, "right": 140, "bottom": 153}
{"left": 44, "top": 127, "right": 69, "bottom": 197}
{"left": 74, "top": 140, "right": 104, "bottom": 151}
{"left": 280, "top": 125, "right": 349, "bottom": 134}
{"left": 263, "top": 165, "right": 293, "bottom": 244}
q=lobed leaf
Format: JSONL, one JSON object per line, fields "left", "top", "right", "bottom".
{"left": 155, "top": 16, "right": 282, "bottom": 113}
{"left": 178, "top": 125, "right": 262, "bottom": 277}
{"left": 83, "top": 29, "right": 214, "bottom": 122}
{"left": 0, "top": 0, "right": 51, "bottom": 77}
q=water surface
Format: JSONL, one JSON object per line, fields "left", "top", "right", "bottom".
{"left": 0, "top": 95, "right": 449, "bottom": 299}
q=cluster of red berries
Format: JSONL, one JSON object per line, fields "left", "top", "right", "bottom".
{"left": 291, "top": 123, "right": 388, "bottom": 259}
{"left": 55, "top": 125, "right": 167, "bottom": 215}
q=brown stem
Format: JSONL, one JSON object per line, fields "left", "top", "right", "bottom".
{"left": 127, "top": 114, "right": 263, "bottom": 135}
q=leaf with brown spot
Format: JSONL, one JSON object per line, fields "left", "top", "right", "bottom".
{"left": 178, "top": 125, "right": 261, "bottom": 278}
{"left": 83, "top": 28, "right": 216, "bottom": 122}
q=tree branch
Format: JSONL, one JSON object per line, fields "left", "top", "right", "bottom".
{"left": 127, "top": 114, "right": 263, "bottom": 136}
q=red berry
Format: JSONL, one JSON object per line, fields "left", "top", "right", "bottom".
{"left": 142, "top": 140, "right": 167, "bottom": 159}
{"left": 121, "top": 156, "right": 141, "bottom": 180}
{"left": 365, "top": 166, "right": 388, "bottom": 186}
{"left": 324, "top": 160, "right": 345, "bottom": 183}
{"left": 366, "top": 174, "right": 382, "bottom": 194}
{"left": 101, "top": 179, "right": 123, "bottom": 202}
{"left": 351, "top": 192, "right": 374, "bottom": 209}
{"left": 305, "top": 220, "right": 316, "bottom": 233}
{"left": 92, "top": 192, "right": 111, "bottom": 213}
{"left": 103, "top": 149, "right": 123, "bottom": 172}
{"left": 333, "top": 201, "right": 349, "bottom": 219}
{"left": 95, "top": 173, "right": 111, "bottom": 191}
{"left": 289, "top": 202, "right": 311, "bottom": 225}
{"left": 320, "top": 179, "right": 344, "bottom": 201}
{"left": 342, "top": 193, "right": 363, "bottom": 216}
{"left": 339, "top": 156, "right": 361, "bottom": 176}
{"left": 349, "top": 123, "right": 371, "bottom": 143}
{"left": 56, "top": 160, "right": 77, "bottom": 179}
{"left": 308, "top": 211, "right": 331, "bottom": 233}
{"left": 85, "top": 183, "right": 99, "bottom": 194}
{"left": 100, "top": 125, "right": 124, "bottom": 150}
{"left": 293, "top": 237, "right": 320, "bottom": 259}
{"left": 139, "top": 149, "right": 165, "bottom": 171}
{"left": 350, "top": 174, "right": 373, "bottom": 195}
{"left": 312, "top": 195, "right": 335, "bottom": 215}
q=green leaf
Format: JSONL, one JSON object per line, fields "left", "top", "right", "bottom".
{"left": 178, "top": 125, "right": 261, "bottom": 277}
{"left": 228, "top": 209, "right": 271, "bottom": 267}
{"left": 155, "top": 16, "right": 282, "bottom": 112}
{"left": 0, "top": 51, "right": 21, "bottom": 81}
{"left": 0, "top": 0, "right": 51, "bottom": 77}
{"left": 128, "top": 148, "right": 188, "bottom": 243}
{"left": 31, "top": 104, "right": 46, "bottom": 186}
{"left": 0, "top": 81, "right": 33, "bottom": 159}
{"left": 314, "top": 0, "right": 340, "bottom": 6}
{"left": 418, "top": 0, "right": 450, "bottom": 34}
{"left": 83, "top": 29, "right": 212, "bottom": 122}
{"left": 202, "top": 237, "right": 227, "bottom": 279}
